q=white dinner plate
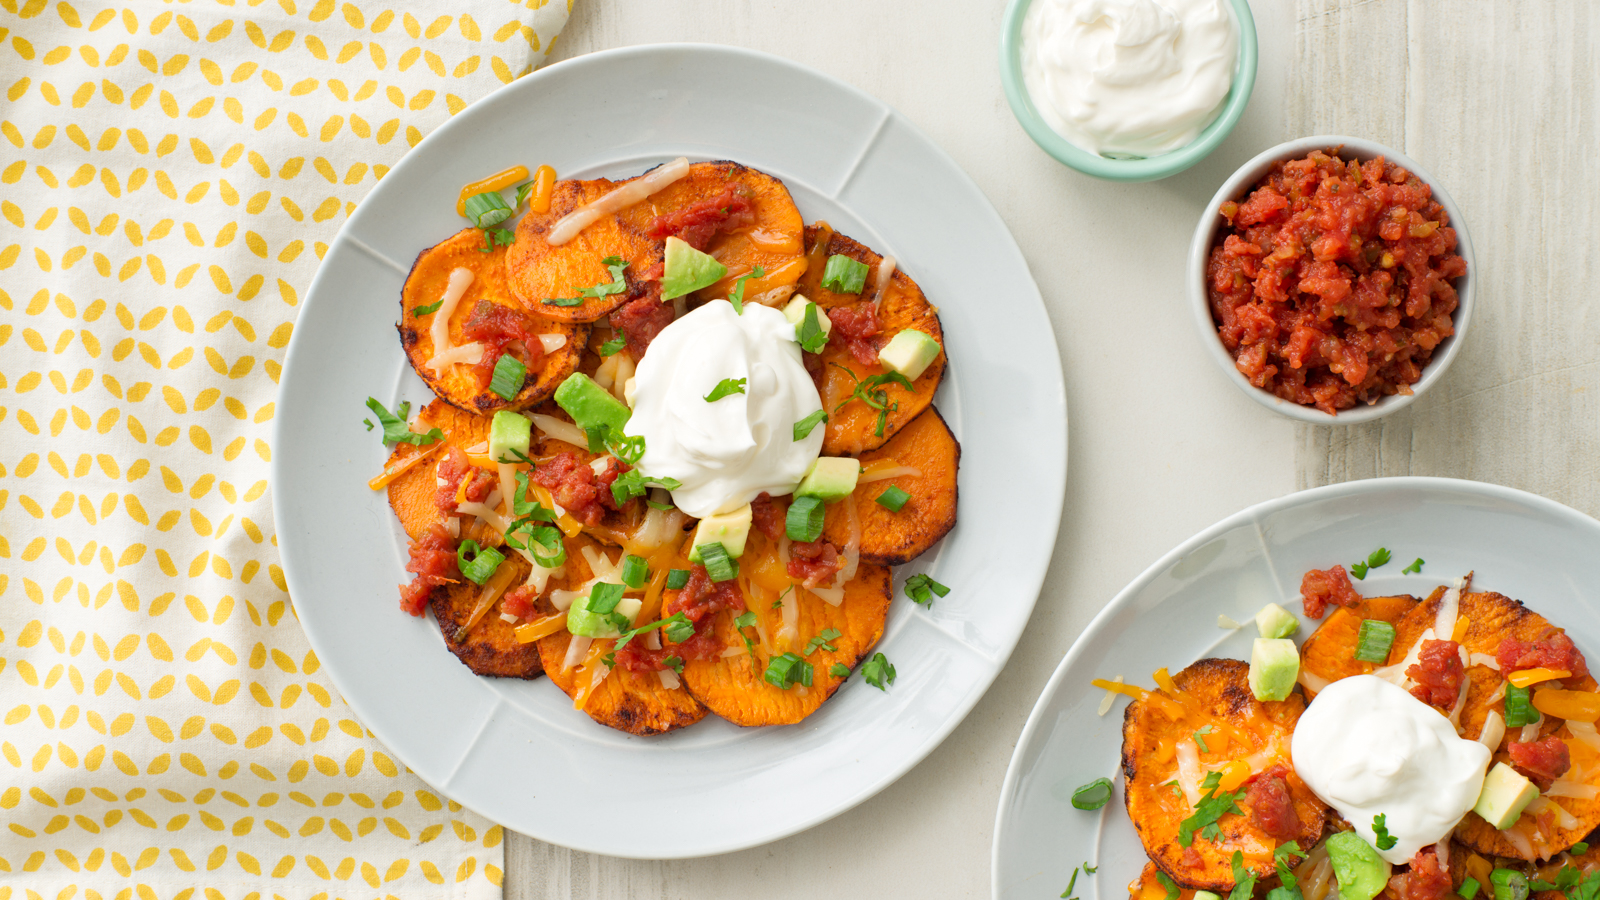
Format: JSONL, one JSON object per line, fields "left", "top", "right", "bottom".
{"left": 992, "top": 477, "right": 1600, "bottom": 898}
{"left": 273, "top": 44, "right": 1066, "bottom": 858}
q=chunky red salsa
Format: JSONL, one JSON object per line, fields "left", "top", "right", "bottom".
{"left": 1207, "top": 150, "right": 1466, "bottom": 414}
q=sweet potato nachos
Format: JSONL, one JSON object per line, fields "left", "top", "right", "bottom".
{"left": 367, "top": 159, "right": 959, "bottom": 736}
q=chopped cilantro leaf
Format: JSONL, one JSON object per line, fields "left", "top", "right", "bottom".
{"left": 804, "top": 628, "right": 842, "bottom": 656}
{"left": 862, "top": 652, "right": 895, "bottom": 690}
{"left": 365, "top": 397, "right": 443, "bottom": 446}
{"left": 703, "top": 378, "right": 746, "bottom": 403}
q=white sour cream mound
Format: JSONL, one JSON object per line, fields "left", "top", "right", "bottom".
{"left": 626, "top": 300, "right": 824, "bottom": 518}
{"left": 1020, "top": 0, "right": 1238, "bottom": 158}
{"left": 1292, "top": 674, "right": 1491, "bottom": 864}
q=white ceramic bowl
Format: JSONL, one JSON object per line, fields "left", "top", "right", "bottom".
{"left": 1187, "top": 136, "right": 1476, "bottom": 424}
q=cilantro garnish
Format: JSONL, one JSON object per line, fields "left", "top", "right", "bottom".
{"left": 364, "top": 397, "right": 443, "bottom": 446}
{"left": 1350, "top": 547, "right": 1392, "bottom": 580}
{"left": 703, "top": 378, "right": 746, "bottom": 403}
{"left": 1371, "top": 813, "right": 1397, "bottom": 850}
{"left": 1274, "top": 841, "right": 1306, "bottom": 888}
{"left": 413, "top": 299, "right": 444, "bottom": 316}
{"left": 1060, "top": 866, "right": 1080, "bottom": 900}
{"left": 796, "top": 301, "right": 829, "bottom": 353}
{"left": 363, "top": 418, "right": 374, "bottom": 430}
{"left": 861, "top": 652, "right": 895, "bottom": 690}
{"left": 793, "top": 409, "right": 827, "bottom": 441}
{"left": 733, "top": 611, "right": 759, "bottom": 659}
{"left": 829, "top": 663, "right": 850, "bottom": 678}
{"left": 829, "top": 364, "right": 915, "bottom": 438}
{"left": 1193, "top": 724, "right": 1213, "bottom": 754}
{"left": 1155, "top": 870, "right": 1180, "bottom": 900}
{"left": 1402, "top": 557, "right": 1424, "bottom": 574}
{"left": 477, "top": 227, "right": 515, "bottom": 252}
{"left": 727, "top": 265, "right": 766, "bottom": 314}
{"left": 544, "top": 255, "right": 627, "bottom": 306}
{"left": 1228, "top": 851, "right": 1257, "bottom": 900}
{"left": 1178, "top": 771, "right": 1244, "bottom": 846}
{"left": 600, "top": 334, "right": 627, "bottom": 357}
{"left": 804, "top": 628, "right": 841, "bottom": 656}
{"left": 610, "top": 611, "right": 695, "bottom": 659}
{"left": 609, "top": 469, "right": 681, "bottom": 507}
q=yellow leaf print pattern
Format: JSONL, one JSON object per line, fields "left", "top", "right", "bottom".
{"left": 0, "top": 0, "right": 565, "bottom": 894}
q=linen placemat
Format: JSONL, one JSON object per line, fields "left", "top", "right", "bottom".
{"left": 1, "top": 0, "right": 569, "bottom": 895}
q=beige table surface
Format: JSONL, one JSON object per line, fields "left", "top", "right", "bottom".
{"left": 507, "top": 1, "right": 1600, "bottom": 896}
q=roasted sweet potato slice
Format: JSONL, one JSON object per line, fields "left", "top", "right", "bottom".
{"left": 821, "top": 405, "right": 959, "bottom": 566}
{"left": 398, "top": 228, "right": 588, "bottom": 413}
{"left": 1296, "top": 592, "right": 1421, "bottom": 697}
{"left": 645, "top": 160, "right": 807, "bottom": 307}
{"left": 800, "top": 226, "right": 946, "bottom": 456}
{"left": 1122, "top": 659, "right": 1326, "bottom": 891}
{"left": 679, "top": 532, "right": 893, "bottom": 727}
{"left": 1387, "top": 589, "right": 1600, "bottom": 860}
{"left": 505, "top": 177, "right": 663, "bottom": 322}
{"left": 430, "top": 553, "right": 543, "bottom": 680}
{"left": 385, "top": 399, "right": 489, "bottom": 541}
{"left": 535, "top": 534, "right": 707, "bottom": 736}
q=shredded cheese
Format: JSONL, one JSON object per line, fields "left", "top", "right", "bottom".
{"left": 424, "top": 267, "right": 481, "bottom": 374}
{"left": 871, "top": 255, "right": 897, "bottom": 304}
{"left": 1477, "top": 710, "right": 1506, "bottom": 752}
{"left": 367, "top": 442, "right": 445, "bottom": 491}
{"left": 1097, "top": 676, "right": 1126, "bottom": 716}
{"left": 537, "top": 334, "right": 567, "bottom": 354}
{"left": 1568, "top": 721, "right": 1600, "bottom": 752}
{"left": 546, "top": 157, "right": 691, "bottom": 246}
{"left": 857, "top": 462, "right": 923, "bottom": 484}
{"left": 529, "top": 413, "right": 587, "bottom": 449}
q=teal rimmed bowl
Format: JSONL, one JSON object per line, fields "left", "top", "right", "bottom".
{"left": 999, "top": 0, "right": 1259, "bottom": 182}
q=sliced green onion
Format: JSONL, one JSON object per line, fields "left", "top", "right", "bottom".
{"left": 697, "top": 543, "right": 738, "bottom": 583}
{"left": 620, "top": 555, "right": 648, "bottom": 590}
{"left": 1491, "top": 869, "right": 1529, "bottom": 900}
{"left": 793, "top": 409, "right": 827, "bottom": 441}
{"left": 464, "top": 191, "right": 513, "bottom": 229}
{"left": 456, "top": 540, "right": 504, "bottom": 586}
{"left": 1459, "top": 878, "right": 1481, "bottom": 900}
{"left": 763, "top": 652, "right": 812, "bottom": 689}
{"left": 1353, "top": 619, "right": 1396, "bottom": 663}
{"left": 785, "top": 496, "right": 826, "bottom": 543}
{"left": 903, "top": 573, "right": 950, "bottom": 606}
{"left": 488, "top": 353, "right": 527, "bottom": 400}
{"left": 874, "top": 485, "right": 910, "bottom": 512}
{"left": 821, "top": 254, "right": 869, "bottom": 294}
{"left": 1070, "top": 777, "right": 1113, "bottom": 810}
{"left": 703, "top": 378, "right": 746, "bottom": 402}
{"left": 599, "top": 335, "right": 627, "bottom": 357}
{"left": 666, "top": 569, "right": 690, "bottom": 590}
{"left": 414, "top": 299, "right": 444, "bottom": 316}
{"left": 1504, "top": 683, "right": 1539, "bottom": 727}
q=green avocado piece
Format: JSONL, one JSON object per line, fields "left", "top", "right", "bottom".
{"left": 687, "top": 504, "right": 753, "bottom": 562}
{"left": 565, "top": 590, "right": 642, "bottom": 639}
{"left": 1326, "top": 831, "right": 1393, "bottom": 900}
{"left": 878, "top": 329, "right": 940, "bottom": 381}
{"left": 1194, "top": 893, "right": 1222, "bottom": 900}
{"left": 1474, "top": 762, "right": 1538, "bottom": 829}
{"left": 662, "top": 236, "right": 727, "bottom": 300}
{"left": 795, "top": 457, "right": 860, "bottom": 502}
{"left": 488, "top": 411, "right": 532, "bottom": 463}
{"left": 554, "top": 373, "right": 632, "bottom": 437}
{"left": 1254, "top": 602, "right": 1301, "bottom": 639}
{"left": 1248, "top": 637, "right": 1299, "bottom": 702}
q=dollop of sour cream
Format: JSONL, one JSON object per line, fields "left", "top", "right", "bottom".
{"left": 625, "top": 300, "right": 824, "bottom": 518}
{"left": 1292, "top": 675, "right": 1491, "bottom": 864}
{"left": 1020, "top": 0, "right": 1238, "bottom": 158}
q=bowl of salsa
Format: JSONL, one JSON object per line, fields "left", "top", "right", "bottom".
{"left": 1188, "top": 136, "right": 1476, "bottom": 423}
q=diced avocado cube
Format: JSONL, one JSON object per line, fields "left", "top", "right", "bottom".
{"left": 554, "top": 373, "right": 631, "bottom": 437}
{"left": 877, "top": 329, "right": 940, "bottom": 381}
{"left": 662, "top": 236, "right": 727, "bottom": 301}
{"left": 1326, "top": 831, "right": 1392, "bottom": 900}
{"left": 687, "top": 504, "right": 753, "bottom": 562}
{"left": 1474, "top": 762, "right": 1539, "bottom": 830}
{"left": 795, "top": 457, "right": 860, "bottom": 502}
{"left": 1194, "top": 893, "right": 1222, "bottom": 900}
{"left": 1249, "top": 637, "right": 1299, "bottom": 702}
{"left": 566, "top": 591, "right": 642, "bottom": 639}
{"left": 488, "top": 411, "right": 532, "bottom": 463}
{"left": 1255, "top": 602, "right": 1301, "bottom": 639}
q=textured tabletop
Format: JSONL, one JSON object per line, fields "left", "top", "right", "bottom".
{"left": 508, "top": 1, "right": 1600, "bottom": 897}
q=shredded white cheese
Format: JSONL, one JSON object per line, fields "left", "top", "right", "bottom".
{"left": 1097, "top": 676, "right": 1125, "bottom": 716}
{"left": 546, "top": 157, "right": 691, "bottom": 246}
{"left": 424, "top": 267, "right": 481, "bottom": 374}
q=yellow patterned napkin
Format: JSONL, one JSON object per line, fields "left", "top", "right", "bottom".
{"left": 0, "top": 0, "right": 568, "bottom": 895}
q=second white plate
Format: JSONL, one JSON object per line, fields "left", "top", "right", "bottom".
{"left": 274, "top": 44, "right": 1066, "bottom": 858}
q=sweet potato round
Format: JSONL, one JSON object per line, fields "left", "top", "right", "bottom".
{"left": 398, "top": 228, "right": 588, "bottom": 413}
{"left": 648, "top": 160, "right": 807, "bottom": 307}
{"left": 535, "top": 533, "right": 707, "bottom": 736}
{"left": 1296, "top": 592, "right": 1421, "bottom": 697}
{"left": 1122, "top": 658, "right": 1325, "bottom": 891}
{"left": 384, "top": 399, "right": 488, "bottom": 541}
{"left": 430, "top": 553, "right": 543, "bottom": 680}
{"left": 821, "top": 405, "right": 959, "bottom": 566}
{"left": 680, "top": 533, "right": 892, "bottom": 727}
{"left": 800, "top": 226, "right": 946, "bottom": 456}
{"left": 505, "top": 177, "right": 663, "bottom": 322}
{"left": 1389, "top": 589, "right": 1600, "bottom": 860}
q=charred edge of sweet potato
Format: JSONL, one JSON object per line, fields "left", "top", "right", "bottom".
{"left": 428, "top": 557, "right": 543, "bottom": 680}
{"left": 823, "top": 405, "right": 959, "bottom": 567}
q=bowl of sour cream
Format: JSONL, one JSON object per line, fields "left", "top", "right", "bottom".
{"left": 1000, "top": 0, "right": 1258, "bottom": 181}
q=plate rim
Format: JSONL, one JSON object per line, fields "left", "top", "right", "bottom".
{"left": 990, "top": 475, "right": 1600, "bottom": 896}
{"left": 273, "top": 42, "right": 1069, "bottom": 857}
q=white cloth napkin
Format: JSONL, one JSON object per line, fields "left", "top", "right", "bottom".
{"left": 0, "top": 0, "right": 568, "bottom": 894}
